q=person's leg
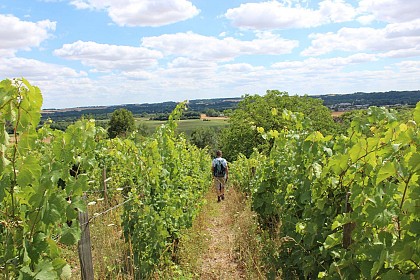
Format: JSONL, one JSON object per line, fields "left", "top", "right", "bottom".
{"left": 220, "top": 178, "right": 226, "bottom": 200}
{"left": 214, "top": 178, "right": 222, "bottom": 202}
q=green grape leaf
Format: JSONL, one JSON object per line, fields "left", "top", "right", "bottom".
{"left": 59, "top": 225, "right": 81, "bottom": 245}
{"left": 408, "top": 152, "right": 420, "bottom": 172}
{"left": 359, "top": 261, "right": 373, "bottom": 278}
{"left": 379, "top": 270, "right": 409, "bottom": 280}
{"left": 60, "top": 264, "right": 72, "bottom": 280}
{"left": 17, "top": 133, "right": 37, "bottom": 150}
{"left": 393, "top": 242, "right": 414, "bottom": 265}
{"left": 16, "top": 154, "right": 41, "bottom": 187}
{"left": 16, "top": 184, "right": 36, "bottom": 205}
{"left": 305, "top": 131, "right": 324, "bottom": 142}
{"left": 66, "top": 204, "right": 78, "bottom": 220}
{"left": 323, "top": 232, "right": 341, "bottom": 249}
{"left": 349, "top": 138, "right": 366, "bottom": 162}
{"left": 22, "top": 240, "right": 31, "bottom": 264}
{"left": 70, "top": 196, "right": 86, "bottom": 212}
{"left": 371, "top": 248, "right": 387, "bottom": 278}
{"left": 46, "top": 238, "right": 61, "bottom": 259}
{"left": 34, "top": 261, "right": 57, "bottom": 280}
{"left": 331, "top": 214, "right": 352, "bottom": 230}
{"left": 376, "top": 161, "right": 396, "bottom": 185}
{"left": 52, "top": 258, "right": 71, "bottom": 280}
{"left": 408, "top": 220, "right": 420, "bottom": 235}
{"left": 414, "top": 101, "right": 420, "bottom": 124}
{"left": 43, "top": 208, "right": 62, "bottom": 226}
{"left": 43, "top": 194, "right": 67, "bottom": 225}
{"left": 318, "top": 271, "right": 327, "bottom": 278}
{"left": 19, "top": 266, "right": 36, "bottom": 279}
{"left": 329, "top": 154, "right": 349, "bottom": 174}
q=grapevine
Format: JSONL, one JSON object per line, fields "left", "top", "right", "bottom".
{"left": 0, "top": 79, "right": 211, "bottom": 279}
{"left": 230, "top": 105, "right": 420, "bottom": 279}
{"left": 0, "top": 78, "right": 98, "bottom": 278}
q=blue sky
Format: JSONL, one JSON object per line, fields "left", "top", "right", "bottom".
{"left": 1, "top": 0, "right": 420, "bottom": 109}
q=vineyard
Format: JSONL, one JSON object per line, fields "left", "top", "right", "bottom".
{"left": 0, "top": 79, "right": 210, "bottom": 279}
{"left": 1, "top": 78, "right": 419, "bottom": 279}
{"left": 230, "top": 107, "right": 420, "bottom": 279}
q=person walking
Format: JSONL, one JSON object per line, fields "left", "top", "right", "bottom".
{"left": 212, "top": 150, "right": 228, "bottom": 202}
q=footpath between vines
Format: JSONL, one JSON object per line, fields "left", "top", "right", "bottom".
{"left": 174, "top": 185, "right": 261, "bottom": 280}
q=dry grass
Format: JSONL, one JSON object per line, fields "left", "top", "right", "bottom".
{"left": 62, "top": 186, "right": 267, "bottom": 280}
{"left": 197, "top": 186, "right": 245, "bottom": 280}
{"left": 200, "top": 114, "right": 229, "bottom": 120}
{"left": 162, "top": 185, "right": 265, "bottom": 280}
{"left": 331, "top": 111, "right": 347, "bottom": 117}
{"left": 64, "top": 196, "right": 133, "bottom": 280}
{"left": 229, "top": 187, "right": 268, "bottom": 280}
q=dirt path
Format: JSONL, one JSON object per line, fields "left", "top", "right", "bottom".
{"left": 195, "top": 187, "right": 246, "bottom": 280}
{"left": 201, "top": 186, "right": 245, "bottom": 279}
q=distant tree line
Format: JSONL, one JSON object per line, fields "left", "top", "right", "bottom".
{"left": 314, "top": 90, "right": 420, "bottom": 107}
{"left": 41, "top": 98, "right": 241, "bottom": 122}
{"left": 38, "top": 91, "right": 419, "bottom": 148}
{"left": 149, "top": 111, "right": 201, "bottom": 121}
{"left": 42, "top": 91, "right": 419, "bottom": 124}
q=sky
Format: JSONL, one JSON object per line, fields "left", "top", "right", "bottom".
{"left": 1, "top": 0, "right": 420, "bottom": 109}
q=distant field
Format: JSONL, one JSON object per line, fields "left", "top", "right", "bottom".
{"left": 136, "top": 117, "right": 230, "bottom": 136}
{"left": 331, "top": 111, "right": 347, "bottom": 117}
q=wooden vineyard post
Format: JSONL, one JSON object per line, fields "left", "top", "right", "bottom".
{"left": 343, "top": 192, "right": 356, "bottom": 249}
{"left": 102, "top": 166, "right": 108, "bottom": 205}
{"left": 251, "top": 166, "right": 256, "bottom": 177}
{"left": 78, "top": 195, "right": 94, "bottom": 280}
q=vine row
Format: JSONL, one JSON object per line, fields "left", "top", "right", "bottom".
{"left": 231, "top": 105, "right": 420, "bottom": 279}
{"left": 0, "top": 78, "right": 210, "bottom": 279}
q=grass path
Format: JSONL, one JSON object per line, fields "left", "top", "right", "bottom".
{"left": 177, "top": 186, "right": 249, "bottom": 279}
{"left": 199, "top": 187, "right": 245, "bottom": 280}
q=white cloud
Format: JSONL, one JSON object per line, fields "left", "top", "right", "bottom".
{"left": 70, "top": 0, "right": 200, "bottom": 27}
{"left": 318, "top": 0, "right": 356, "bottom": 23}
{"left": 54, "top": 40, "right": 163, "bottom": 71}
{"left": 122, "top": 70, "right": 155, "bottom": 80}
{"left": 395, "top": 60, "right": 420, "bottom": 73}
{"left": 168, "top": 57, "right": 217, "bottom": 69}
{"left": 302, "top": 20, "right": 420, "bottom": 56}
{"left": 272, "top": 53, "right": 378, "bottom": 75}
{"left": 6, "top": 55, "right": 418, "bottom": 109}
{"left": 260, "top": 63, "right": 419, "bottom": 96}
{"left": 358, "top": 0, "right": 420, "bottom": 23}
{"left": 225, "top": 1, "right": 322, "bottom": 29}
{"left": 385, "top": 19, "right": 420, "bottom": 38}
{"left": 0, "top": 56, "right": 91, "bottom": 108}
{"left": 224, "top": 0, "right": 357, "bottom": 30}
{"left": 379, "top": 47, "right": 420, "bottom": 59}
{"left": 303, "top": 27, "right": 382, "bottom": 56}
{"left": 141, "top": 31, "right": 298, "bottom": 61}
{"left": 0, "top": 56, "right": 86, "bottom": 80}
{"left": 356, "top": 14, "right": 375, "bottom": 25}
{"left": 0, "top": 14, "right": 56, "bottom": 56}
{"left": 221, "top": 63, "right": 264, "bottom": 73}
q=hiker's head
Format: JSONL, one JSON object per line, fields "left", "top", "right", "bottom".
{"left": 216, "top": 150, "right": 222, "bottom": 157}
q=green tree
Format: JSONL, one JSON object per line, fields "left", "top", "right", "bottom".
{"left": 108, "top": 108, "right": 135, "bottom": 138}
{"left": 221, "top": 90, "right": 338, "bottom": 160}
{"left": 189, "top": 127, "right": 221, "bottom": 154}
{"left": 137, "top": 122, "right": 150, "bottom": 137}
{"left": 205, "top": 108, "right": 219, "bottom": 117}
